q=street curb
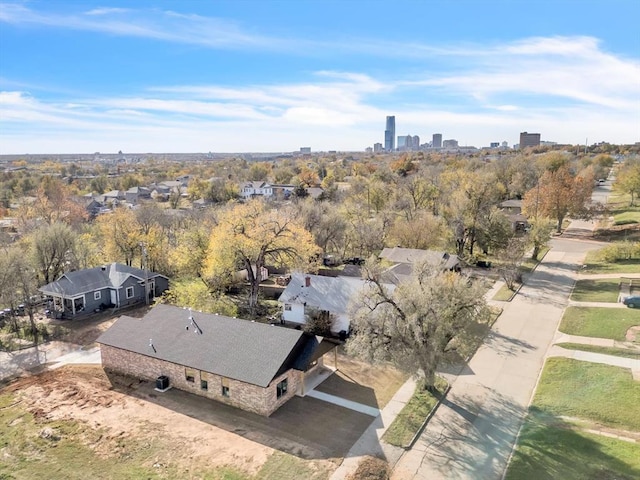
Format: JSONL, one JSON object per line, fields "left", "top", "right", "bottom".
{"left": 402, "top": 383, "right": 452, "bottom": 450}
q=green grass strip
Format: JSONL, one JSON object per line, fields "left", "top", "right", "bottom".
{"left": 559, "top": 307, "right": 640, "bottom": 341}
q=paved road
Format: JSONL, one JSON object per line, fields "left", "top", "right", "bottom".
{"left": 391, "top": 238, "right": 602, "bottom": 479}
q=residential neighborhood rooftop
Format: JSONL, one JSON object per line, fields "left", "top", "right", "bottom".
{"left": 39, "top": 263, "right": 167, "bottom": 298}
{"left": 97, "top": 303, "right": 318, "bottom": 388}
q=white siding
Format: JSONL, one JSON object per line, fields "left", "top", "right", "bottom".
{"left": 283, "top": 303, "right": 305, "bottom": 324}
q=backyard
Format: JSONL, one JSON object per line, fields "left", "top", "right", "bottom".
{"left": 0, "top": 350, "right": 406, "bottom": 480}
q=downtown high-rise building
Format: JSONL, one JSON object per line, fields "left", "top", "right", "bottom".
{"left": 432, "top": 133, "right": 442, "bottom": 149}
{"left": 519, "top": 132, "right": 541, "bottom": 149}
{"left": 385, "top": 116, "right": 396, "bottom": 151}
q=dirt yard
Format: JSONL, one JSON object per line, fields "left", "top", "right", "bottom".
{"left": 1, "top": 313, "right": 408, "bottom": 479}
{"left": 0, "top": 351, "right": 405, "bottom": 479}
{"left": 0, "top": 365, "right": 341, "bottom": 479}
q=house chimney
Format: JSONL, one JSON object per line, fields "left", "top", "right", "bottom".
{"left": 305, "top": 276, "right": 311, "bottom": 288}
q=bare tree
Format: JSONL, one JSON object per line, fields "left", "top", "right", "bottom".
{"left": 347, "top": 260, "right": 493, "bottom": 390}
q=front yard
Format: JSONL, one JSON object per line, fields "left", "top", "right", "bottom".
{"left": 505, "top": 358, "right": 640, "bottom": 479}
{"left": 570, "top": 278, "right": 621, "bottom": 303}
{"left": 558, "top": 307, "right": 640, "bottom": 341}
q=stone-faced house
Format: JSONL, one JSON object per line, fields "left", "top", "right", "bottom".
{"left": 97, "top": 304, "right": 335, "bottom": 416}
{"left": 39, "top": 263, "right": 169, "bottom": 318}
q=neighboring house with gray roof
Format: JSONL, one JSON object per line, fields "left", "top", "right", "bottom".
{"left": 499, "top": 199, "right": 529, "bottom": 233}
{"left": 379, "top": 247, "right": 461, "bottom": 272}
{"left": 39, "top": 263, "right": 168, "bottom": 318}
{"left": 97, "top": 304, "right": 335, "bottom": 416}
{"left": 278, "top": 273, "right": 394, "bottom": 334}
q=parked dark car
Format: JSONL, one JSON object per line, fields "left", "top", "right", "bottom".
{"left": 622, "top": 295, "right": 640, "bottom": 308}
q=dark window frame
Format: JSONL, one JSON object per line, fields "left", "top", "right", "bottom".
{"left": 276, "top": 378, "right": 288, "bottom": 399}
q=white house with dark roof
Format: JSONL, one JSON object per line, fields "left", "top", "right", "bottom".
{"left": 278, "top": 273, "right": 394, "bottom": 334}
{"left": 97, "top": 304, "right": 336, "bottom": 416}
{"left": 39, "top": 263, "right": 168, "bottom": 318}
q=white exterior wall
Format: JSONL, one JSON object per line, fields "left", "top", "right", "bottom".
{"left": 283, "top": 303, "right": 305, "bottom": 323}
{"left": 333, "top": 314, "right": 350, "bottom": 333}
{"left": 282, "top": 302, "right": 350, "bottom": 333}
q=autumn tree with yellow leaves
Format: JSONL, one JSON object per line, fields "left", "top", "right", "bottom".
{"left": 204, "top": 201, "right": 320, "bottom": 314}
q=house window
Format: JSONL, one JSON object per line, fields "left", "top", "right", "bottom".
{"left": 284, "top": 304, "right": 292, "bottom": 311}
{"left": 126, "top": 286, "right": 134, "bottom": 299}
{"left": 185, "top": 368, "right": 195, "bottom": 383}
{"left": 94, "top": 291, "right": 101, "bottom": 301}
{"left": 221, "top": 378, "right": 229, "bottom": 397}
{"left": 201, "top": 380, "right": 208, "bottom": 390}
{"left": 276, "top": 378, "right": 288, "bottom": 399}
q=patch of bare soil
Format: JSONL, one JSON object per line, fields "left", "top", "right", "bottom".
{"left": 625, "top": 326, "right": 640, "bottom": 342}
{"left": 3, "top": 365, "right": 274, "bottom": 475}
{"left": 48, "top": 305, "right": 151, "bottom": 346}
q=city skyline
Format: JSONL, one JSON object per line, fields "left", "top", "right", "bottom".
{"left": 1, "top": 0, "right": 639, "bottom": 154}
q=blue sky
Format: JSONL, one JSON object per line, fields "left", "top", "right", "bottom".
{"left": 1, "top": 0, "right": 639, "bottom": 154}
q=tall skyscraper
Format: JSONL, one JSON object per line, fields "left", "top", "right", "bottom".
{"left": 385, "top": 116, "right": 396, "bottom": 151}
{"left": 432, "top": 133, "right": 442, "bottom": 148}
{"left": 519, "top": 132, "right": 541, "bottom": 149}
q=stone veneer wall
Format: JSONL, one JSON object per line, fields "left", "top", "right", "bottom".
{"left": 100, "top": 344, "right": 302, "bottom": 416}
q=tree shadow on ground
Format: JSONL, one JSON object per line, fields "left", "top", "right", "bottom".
{"left": 411, "top": 389, "right": 527, "bottom": 479}
{"left": 484, "top": 331, "right": 537, "bottom": 357}
{"left": 314, "top": 371, "right": 379, "bottom": 408}
{"left": 106, "top": 371, "right": 376, "bottom": 460}
{"left": 411, "top": 389, "right": 639, "bottom": 480}
{"left": 504, "top": 407, "right": 640, "bottom": 480}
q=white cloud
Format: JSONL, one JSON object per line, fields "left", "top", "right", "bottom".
{"left": 0, "top": 3, "right": 287, "bottom": 50}
{"left": 84, "top": 7, "right": 130, "bottom": 16}
{"left": 1, "top": 14, "right": 639, "bottom": 153}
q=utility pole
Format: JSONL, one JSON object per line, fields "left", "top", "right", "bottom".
{"left": 140, "top": 242, "right": 149, "bottom": 305}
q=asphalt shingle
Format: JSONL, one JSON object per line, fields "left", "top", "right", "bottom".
{"left": 97, "top": 304, "right": 308, "bottom": 388}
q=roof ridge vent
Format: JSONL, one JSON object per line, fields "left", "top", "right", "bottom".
{"left": 188, "top": 308, "right": 202, "bottom": 335}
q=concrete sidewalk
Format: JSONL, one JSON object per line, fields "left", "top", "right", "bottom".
{"left": 330, "top": 377, "right": 417, "bottom": 480}
{"left": 548, "top": 345, "right": 640, "bottom": 379}
{"left": 0, "top": 341, "right": 84, "bottom": 381}
{"left": 306, "top": 390, "right": 380, "bottom": 417}
{"left": 47, "top": 346, "right": 101, "bottom": 369}
{"left": 577, "top": 273, "right": 640, "bottom": 279}
{"left": 391, "top": 243, "right": 597, "bottom": 479}
{"left": 553, "top": 332, "right": 640, "bottom": 349}
{"left": 568, "top": 300, "right": 626, "bottom": 308}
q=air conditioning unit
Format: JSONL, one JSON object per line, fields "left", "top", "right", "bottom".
{"left": 155, "top": 375, "right": 170, "bottom": 391}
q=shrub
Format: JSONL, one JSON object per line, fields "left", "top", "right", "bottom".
{"left": 347, "top": 456, "right": 390, "bottom": 480}
{"left": 595, "top": 241, "right": 640, "bottom": 262}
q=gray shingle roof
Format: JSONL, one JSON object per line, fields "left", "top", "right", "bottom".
{"left": 379, "top": 247, "right": 460, "bottom": 271}
{"left": 97, "top": 304, "right": 310, "bottom": 388}
{"left": 278, "top": 273, "right": 392, "bottom": 314}
{"left": 39, "top": 263, "right": 166, "bottom": 297}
